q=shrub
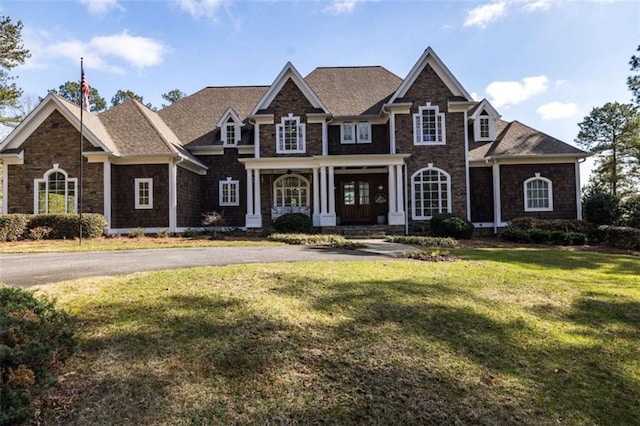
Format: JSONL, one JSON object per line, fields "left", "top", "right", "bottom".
{"left": 268, "top": 233, "right": 363, "bottom": 249}
{"left": 619, "top": 194, "right": 640, "bottom": 229}
{"left": 583, "top": 191, "right": 620, "bottom": 225}
{"left": 182, "top": 228, "right": 198, "bottom": 238}
{"left": 500, "top": 227, "right": 532, "bottom": 243}
{"left": 385, "top": 235, "right": 459, "bottom": 248}
{"left": 155, "top": 229, "right": 171, "bottom": 238}
{"left": 0, "top": 214, "right": 29, "bottom": 242}
{"left": 501, "top": 227, "right": 587, "bottom": 246}
{"left": 599, "top": 225, "right": 640, "bottom": 250}
{"left": 273, "top": 213, "right": 313, "bottom": 234}
{"left": 128, "top": 227, "right": 145, "bottom": 238}
{"left": 28, "top": 226, "right": 52, "bottom": 241}
{"left": 430, "top": 213, "right": 474, "bottom": 239}
{"left": 0, "top": 287, "right": 75, "bottom": 425}
{"left": 27, "top": 214, "right": 106, "bottom": 239}
{"left": 202, "top": 211, "right": 226, "bottom": 240}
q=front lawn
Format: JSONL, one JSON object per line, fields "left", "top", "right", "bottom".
{"left": 32, "top": 249, "right": 640, "bottom": 424}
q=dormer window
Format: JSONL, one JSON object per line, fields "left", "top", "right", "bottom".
{"left": 341, "top": 122, "right": 371, "bottom": 144}
{"left": 479, "top": 116, "right": 490, "bottom": 139}
{"left": 223, "top": 118, "right": 239, "bottom": 147}
{"left": 471, "top": 99, "right": 500, "bottom": 142}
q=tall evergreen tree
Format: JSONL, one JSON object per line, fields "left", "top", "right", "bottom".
{"left": 48, "top": 81, "right": 107, "bottom": 112}
{"left": 161, "top": 89, "right": 186, "bottom": 107}
{"left": 0, "top": 16, "right": 30, "bottom": 127}
{"left": 629, "top": 45, "right": 640, "bottom": 105}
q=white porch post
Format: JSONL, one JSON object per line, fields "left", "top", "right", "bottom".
{"left": 388, "top": 165, "right": 396, "bottom": 213}
{"left": 246, "top": 168, "right": 253, "bottom": 215}
{"left": 492, "top": 162, "right": 502, "bottom": 234}
{"left": 254, "top": 169, "right": 261, "bottom": 218}
{"left": 169, "top": 162, "right": 177, "bottom": 232}
{"left": 245, "top": 168, "right": 262, "bottom": 228}
{"left": 388, "top": 164, "right": 405, "bottom": 225}
{"left": 395, "top": 165, "right": 404, "bottom": 214}
{"left": 320, "top": 166, "right": 327, "bottom": 215}
{"left": 319, "top": 165, "right": 336, "bottom": 226}
{"left": 103, "top": 160, "right": 111, "bottom": 232}
{"left": 312, "top": 167, "right": 320, "bottom": 226}
{"left": 2, "top": 161, "right": 8, "bottom": 214}
{"left": 328, "top": 166, "right": 335, "bottom": 217}
{"left": 575, "top": 160, "right": 582, "bottom": 220}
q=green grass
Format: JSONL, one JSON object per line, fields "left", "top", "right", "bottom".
{"left": 0, "top": 236, "right": 280, "bottom": 253}
{"left": 32, "top": 248, "right": 640, "bottom": 424}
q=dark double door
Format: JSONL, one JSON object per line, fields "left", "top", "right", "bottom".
{"left": 340, "top": 178, "right": 374, "bottom": 224}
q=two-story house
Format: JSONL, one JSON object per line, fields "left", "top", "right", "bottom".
{"left": 0, "top": 48, "right": 589, "bottom": 235}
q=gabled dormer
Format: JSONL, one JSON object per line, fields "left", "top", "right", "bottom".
{"left": 469, "top": 99, "right": 500, "bottom": 142}
{"left": 216, "top": 107, "right": 243, "bottom": 147}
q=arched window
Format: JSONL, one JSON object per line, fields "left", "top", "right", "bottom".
{"left": 34, "top": 166, "right": 77, "bottom": 214}
{"left": 272, "top": 174, "right": 310, "bottom": 218}
{"left": 411, "top": 166, "right": 451, "bottom": 220}
{"left": 524, "top": 174, "right": 553, "bottom": 212}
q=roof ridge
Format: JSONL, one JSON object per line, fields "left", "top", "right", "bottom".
{"left": 131, "top": 100, "right": 180, "bottom": 154}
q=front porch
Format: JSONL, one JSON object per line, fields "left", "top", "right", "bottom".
{"left": 239, "top": 154, "right": 410, "bottom": 229}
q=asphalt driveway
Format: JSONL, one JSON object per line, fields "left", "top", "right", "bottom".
{"left": 0, "top": 243, "right": 407, "bottom": 287}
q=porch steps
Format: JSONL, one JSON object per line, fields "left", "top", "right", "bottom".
{"left": 338, "top": 225, "right": 394, "bottom": 239}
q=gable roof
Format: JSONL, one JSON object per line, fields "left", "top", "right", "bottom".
{"left": 305, "top": 66, "right": 402, "bottom": 116}
{"left": 469, "top": 98, "right": 500, "bottom": 119}
{"left": 469, "top": 119, "right": 589, "bottom": 161}
{"left": 250, "top": 62, "right": 329, "bottom": 115}
{"left": 158, "top": 86, "right": 267, "bottom": 145}
{"left": 390, "top": 47, "right": 472, "bottom": 103}
{"left": 0, "top": 93, "right": 116, "bottom": 154}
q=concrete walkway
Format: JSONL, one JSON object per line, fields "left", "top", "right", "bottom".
{"left": 0, "top": 240, "right": 417, "bottom": 287}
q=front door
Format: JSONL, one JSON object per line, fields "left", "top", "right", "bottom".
{"left": 341, "top": 179, "right": 373, "bottom": 224}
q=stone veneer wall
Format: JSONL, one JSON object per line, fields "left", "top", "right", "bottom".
{"left": 177, "top": 166, "right": 202, "bottom": 228}
{"left": 260, "top": 78, "right": 323, "bottom": 158}
{"left": 110, "top": 164, "right": 169, "bottom": 228}
{"left": 394, "top": 63, "right": 468, "bottom": 223}
{"left": 500, "top": 163, "right": 577, "bottom": 221}
{"left": 6, "top": 110, "right": 104, "bottom": 214}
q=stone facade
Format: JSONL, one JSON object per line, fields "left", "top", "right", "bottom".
{"left": 500, "top": 163, "right": 577, "bottom": 221}
{"left": 111, "top": 164, "right": 169, "bottom": 228}
{"left": 6, "top": 110, "right": 104, "bottom": 214}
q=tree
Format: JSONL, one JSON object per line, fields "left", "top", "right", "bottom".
{"left": 629, "top": 45, "right": 640, "bottom": 105}
{"left": 48, "top": 81, "right": 107, "bottom": 112}
{"left": 575, "top": 102, "right": 640, "bottom": 197}
{"left": 0, "top": 16, "right": 31, "bottom": 128}
{"left": 161, "top": 89, "right": 186, "bottom": 107}
{"left": 111, "top": 89, "right": 155, "bottom": 110}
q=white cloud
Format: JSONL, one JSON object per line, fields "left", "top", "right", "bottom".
{"left": 523, "top": 0, "right": 552, "bottom": 11}
{"left": 176, "top": 0, "right": 228, "bottom": 20}
{"left": 470, "top": 91, "right": 480, "bottom": 101}
{"left": 79, "top": 0, "right": 124, "bottom": 15}
{"left": 536, "top": 101, "right": 578, "bottom": 119}
{"left": 324, "top": 0, "right": 360, "bottom": 14}
{"left": 21, "top": 27, "right": 166, "bottom": 74}
{"left": 464, "top": 2, "right": 507, "bottom": 28}
{"left": 485, "top": 75, "right": 548, "bottom": 108}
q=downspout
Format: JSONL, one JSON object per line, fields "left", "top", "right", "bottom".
{"left": 404, "top": 159, "right": 409, "bottom": 235}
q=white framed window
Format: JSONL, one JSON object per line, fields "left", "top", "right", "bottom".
{"left": 276, "top": 114, "right": 305, "bottom": 154}
{"left": 34, "top": 165, "right": 77, "bottom": 214}
{"left": 411, "top": 166, "right": 451, "bottom": 220}
{"left": 413, "top": 103, "right": 446, "bottom": 145}
{"left": 135, "top": 178, "right": 153, "bottom": 209}
{"left": 223, "top": 118, "right": 239, "bottom": 147}
{"left": 340, "top": 121, "right": 371, "bottom": 144}
{"left": 219, "top": 178, "right": 240, "bottom": 206}
{"left": 474, "top": 113, "right": 494, "bottom": 142}
{"left": 524, "top": 174, "right": 553, "bottom": 212}
{"left": 273, "top": 174, "right": 310, "bottom": 208}
{"left": 479, "top": 117, "right": 490, "bottom": 139}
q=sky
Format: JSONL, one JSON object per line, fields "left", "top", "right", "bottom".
{"left": 2, "top": 0, "right": 639, "bottom": 183}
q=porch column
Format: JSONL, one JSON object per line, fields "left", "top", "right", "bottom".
{"left": 492, "top": 161, "right": 502, "bottom": 235}
{"left": 103, "top": 159, "right": 111, "bottom": 232}
{"left": 388, "top": 164, "right": 405, "bottom": 225}
{"left": 169, "top": 162, "right": 177, "bottom": 232}
{"left": 246, "top": 168, "right": 254, "bottom": 215}
{"left": 320, "top": 166, "right": 327, "bottom": 215}
{"left": 245, "top": 168, "right": 262, "bottom": 228}
{"left": 312, "top": 167, "right": 320, "bottom": 226}
{"left": 328, "top": 166, "right": 335, "bottom": 217}
{"left": 395, "top": 164, "right": 404, "bottom": 214}
{"left": 388, "top": 165, "right": 397, "bottom": 213}
{"left": 254, "top": 169, "right": 261, "bottom": 217}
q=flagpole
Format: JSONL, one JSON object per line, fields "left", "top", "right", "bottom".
{"left": 79, "top": 58, "right": 84, "bottom": 246}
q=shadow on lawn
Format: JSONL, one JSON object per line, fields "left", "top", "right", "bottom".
{"left": 457, "top": 248, "right": 640, "bottom": 276}
{"left": 48, "top": 270, "right": 640, "bottom": 425}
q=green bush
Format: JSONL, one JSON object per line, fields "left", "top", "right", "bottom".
{"left": 508, "top": 217, "right": 600, "bottom": 243}
{"left": 128, "top": 227, "right": 145, "bottom": 239}
{"left": 500, "top": 227, "right": 532, "bottom": 243}
{"left": 28, "top": 226, "right": 52, "bottom": 241}
{"left": 182, "top": 228, "right": 198, "bottom": 238}
{"left": 155, "top": 229, "right": 171, "bottom": 238}
{"left": 429, "top": 213, "right": 474, "bottom": 239}
{"left": 583, "top": 192, "right": 620, "bottom": 225}
{"left": 385, "top": 235, "right": 459, "bottom": 248}
{"left": 268, "top": 233, "right": 363, "bottom": 249}
{"left": 619, "top": 194, "right": 640, "bottom": 229}
{"left": 599, "top": 225, "right": 640, "bottom": 250}
{"left": 0, "top": 287, "right": 75, "bottom": 425}
{"left": 27, "top": 214, "right": 106, "bottom": 239}
{"left": 501, "top": 227, "right": 587, "bottom": 246}
{"left": 273, "top": 213, "right": 313, "bottom": 234}
{"left": 0, "top": 214, "right": 29, "bottom": 242}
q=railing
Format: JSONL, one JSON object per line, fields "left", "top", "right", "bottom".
{"left": 271, "top": 206, "right": 311, "bottom": 219}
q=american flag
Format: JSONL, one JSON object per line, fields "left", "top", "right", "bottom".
{"left": 81, "top": 67, "right": 90, "bottom": 113}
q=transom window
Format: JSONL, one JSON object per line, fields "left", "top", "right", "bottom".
{"left": 524, "top": 174, "right": 553, "bottom": 212}
{"left": 219, "top": 178, "right": 240, "bottom": 206}
{"left": 135, "top": 178, "right": 153, "bottom": 209}
{"left": 411, "top": 166, "right": 451, "bottom": 219}
{"left": 274, "top": 174, "right": 310, "bottom": 208}
{"left": 341, "top": 122, "right": 371, "bottom": 144}
{"left": 276, "top": 114, "right": 305, "bottom": 153}
{"left": 414, "top": 103, "right": 446, "bottom": 145}
{"left": 34, "top": 166, "right": 77, "bottom": 214}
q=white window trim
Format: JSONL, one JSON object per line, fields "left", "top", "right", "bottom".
{"left": 474, "top": 115, "right": 495, "bottom": 142}
{"left": 273, "top": 174, "right": 311, "bottom": 209}
{"left": 33, "top": 165, "right": 78, "bottom": 214}
{"left": 276, "top": 114, "right": 306, "bottom": 154}
{"left": 134, "top": 178, "right": 153, "bottom": 210}
{"left": 219, "top": 178, "right": 240, "bottom": 206}
{"left": 222, "top": 122, "right": 240, "bottom": 147}
{"left": 413, "top": 103, "right": 446, "bottom": 146}
{"left": 340, "top": 121, "right": 371, "bottom": 144}
{"left": 411, "top": 165, "right": 452, "bottom": 220}
{"left": 524, "top": 174, "right": 553, "bottom": 212}
{"left": 357, "top": 121, "right": 371, "bottom": 144}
